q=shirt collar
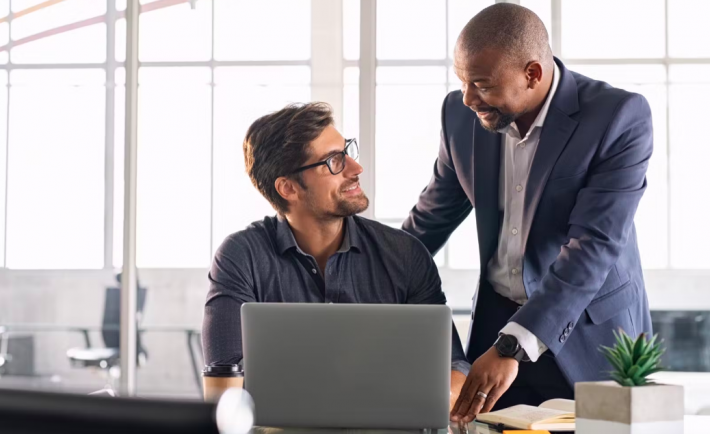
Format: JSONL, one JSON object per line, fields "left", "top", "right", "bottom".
{"left": 275, "top": 215, "right": 361, "bottom": 256}
{"left": 497, "top": 62, "right": 561, "bottom": 139}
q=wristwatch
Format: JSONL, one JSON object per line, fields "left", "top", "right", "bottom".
{"left": 493, "top": 334, "right": 529, "bottom": 362}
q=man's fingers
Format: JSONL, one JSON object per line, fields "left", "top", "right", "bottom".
{"left": 460, "top": 387, "right": 491, "bottom": 423}
{"left": 450, "top": 376, "right": 483, "bottom": 421}
{"left": 450, "top": 375, "right": 477, "bottom": 418}
{"left": 450, "top": 387, "right": 474, "bottom": 420}
{"left": 479, "top": 386, "right": 502, "bottom": 414}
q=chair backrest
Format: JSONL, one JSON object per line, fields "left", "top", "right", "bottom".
{"left": 101, "top": 285, "right": 147, "bottom": 350}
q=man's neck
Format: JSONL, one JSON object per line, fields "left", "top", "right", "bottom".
{"left": 285, "top": 212, "right": 345, "bottom": 274}
{"left": 514, "top": 73, "right": 554, "bottom": 139}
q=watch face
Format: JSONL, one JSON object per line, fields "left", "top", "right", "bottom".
{"left": 498, "top": 335, "right": 519, "bottom": 356}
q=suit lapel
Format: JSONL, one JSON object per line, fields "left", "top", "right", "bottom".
{"left": 520, "top": 59, "right": 580, "bottom": 254}
{"left": 473, "top": 120, "right": 502, "bottom": 273}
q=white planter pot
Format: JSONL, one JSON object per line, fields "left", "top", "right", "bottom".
{"left": 576, "top": 381, "right": 684, "bottom": 434}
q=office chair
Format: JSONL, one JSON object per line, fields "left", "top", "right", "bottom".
{"left": 66, "top": 275, "right": 148, "bottom": 391}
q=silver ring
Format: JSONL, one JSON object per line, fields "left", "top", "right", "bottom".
{"left": 476, "top": 391, "right": 488, "bottom": 400}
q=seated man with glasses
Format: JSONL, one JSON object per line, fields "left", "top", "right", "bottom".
{"left": 202, "top": 102, "right": 470, "bottom": 404}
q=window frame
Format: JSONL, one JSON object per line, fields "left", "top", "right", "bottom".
{"left": 358, "top": 0, "right": 710, "bottom": 274}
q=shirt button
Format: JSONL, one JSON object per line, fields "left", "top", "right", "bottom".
{"left": 311, "top": 268, "right": 317, "bottom": 274}
{"left": 511, "top": 268, "right": 519, "bottom": 275}
{"left": 511, "top": 228, "right": 518, "bottom": 235}
{"left": 519, "top": 142, "right": 526, "bottom": 148}
{"left": 516, "top": 184, "right": 523, "bottom": 192}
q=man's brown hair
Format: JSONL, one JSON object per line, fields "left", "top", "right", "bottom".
{"left": 243, "top": 102, "right": 334, "bottom": 215}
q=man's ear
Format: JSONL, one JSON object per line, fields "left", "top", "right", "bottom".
{"left": 275, "top": 176, "right": 299, "bottom": 205}
{"left": 525, "top": 61, "right": 544, "bottom": 89}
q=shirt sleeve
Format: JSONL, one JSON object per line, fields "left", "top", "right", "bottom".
{"left": 405, "top": 234, "right": 471, "bottom": 375}
{"left": 500, "top": 321, "right": 548, "bottom": 362}
{"left": 202, "top": 235, "right": 257, "bottom": 366}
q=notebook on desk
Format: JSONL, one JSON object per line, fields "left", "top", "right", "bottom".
{"left": 474, "top": 399, "right": 575, "bottom": 432}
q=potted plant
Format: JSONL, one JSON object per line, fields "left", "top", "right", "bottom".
{"left": 576, "top": 330, "right": 684, "bottom": 434}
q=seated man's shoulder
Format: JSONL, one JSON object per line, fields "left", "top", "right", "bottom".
{"left": 216, "top": 216, "right": 278, "bottom": 260}
{"left": 354, "top": 216, "right": 427, "bottom": 253}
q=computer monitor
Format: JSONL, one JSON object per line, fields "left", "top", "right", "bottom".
{"left": 242, "top": 303, "right": 452, "bottom": 430}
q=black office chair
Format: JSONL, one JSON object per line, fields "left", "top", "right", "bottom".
{"left": 66, "top": 274, "right": 148, "bottom": 390}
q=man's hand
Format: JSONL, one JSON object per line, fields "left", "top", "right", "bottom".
{"left": 450, "top": 370, "right": 467, "bottom": 412}
{"left": 449, "top": 346, "right": 519, "bottom": 423}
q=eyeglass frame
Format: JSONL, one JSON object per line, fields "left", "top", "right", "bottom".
{"left": 291, "top": 138, "right": 359, "bottom": 176}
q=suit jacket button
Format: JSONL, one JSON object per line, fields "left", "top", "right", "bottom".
{"left": 567, "top": 322, "right": 574, "bottom": 328}
{"left": 559, "top": 335, "right": 566, "bottom": 343}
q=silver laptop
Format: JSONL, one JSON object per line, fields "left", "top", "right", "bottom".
{"left": 241, "top": 303, "right": 452, "bottom": 430}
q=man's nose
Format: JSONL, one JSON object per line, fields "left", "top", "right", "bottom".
{"left": 344, "top": 155, "right": 363, "bottom": 176}
{"left": 462, "top": 88, "right": 482, "bottom": 108}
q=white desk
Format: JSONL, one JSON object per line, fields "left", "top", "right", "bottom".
{"left": 254, "top": 415, "right": 709, "bottom": 433}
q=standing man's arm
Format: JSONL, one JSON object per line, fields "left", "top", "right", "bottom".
{"left": 402, "top": 93, "right": 473, "bottom": 255}
{"left": 403, "top": 234, "right": 470, "bottom": 410}
{"left": 202, "top": 236, "right": 256, "bottom": 392}
{"left": 451, "top": 93, "right": 654, "bottom": 422}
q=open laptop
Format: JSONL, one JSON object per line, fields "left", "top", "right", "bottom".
{"left": 241, "top": 303, "right": 452, "bottom": 430}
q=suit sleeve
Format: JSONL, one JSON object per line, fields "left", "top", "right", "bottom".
{"left": 202, "top": 236, "right": 257, "bottom": 366}
{"left": 509, "top": 93, "right": 653, "bottom": 355}
{"left": 402, "top": 92, "right": 473, "bottom": 256}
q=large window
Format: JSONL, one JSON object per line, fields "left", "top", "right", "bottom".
{"left": 0, "top": 0, "right": 311, "bottom": 270}
{"left": 367, "top": 0, "right": 495, "bottom": 269}
{"left": 366, "top": 0, "right": 710, "bottom": 275}
{"left": 0, "top": 0, "right": 708, "bottom": 276}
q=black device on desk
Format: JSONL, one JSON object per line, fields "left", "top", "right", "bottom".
{"left": 0, "top": 387, "right": 220, "bottom": 434}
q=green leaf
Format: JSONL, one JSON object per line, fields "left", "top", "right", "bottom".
{"left": 610, "top": 373, "right": 626, "bottom": 386}
{"left": 644, "top": 367, "right": 665, "bottom": 377}
{"left": 622, "top": 332, "right": 636, "bottom": 356}
{"left": 600, "top": 330, "right": 667, "bottom": 385}
{"left": 634, "top": 377, "right": 648, "bottom": 386}
{"left": 632, "top": 333, "right": 647, "bottom": 361}
{"left": 627, "top": 365, "right": 640, "bottom": 379}
{"left": 603, "top": 352, "right": 626, "bottom": 374}
{"left": 618, "top": 346, "right": 633, "bottom": 368}
{"left": 639, "top": 354, "right": 662, "bottom": 374}
{"left": 613, "top": 330, "right": 626, "bottom": 352}
{"left": 635, "top": 354, "right": 651, "bottom": 369}
{"left": 608, "top": 350, "right": 630, "bottom": 373}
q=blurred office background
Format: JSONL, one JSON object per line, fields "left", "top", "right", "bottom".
{"left": 0, "top": 0, "right": 708, "bottom": 414}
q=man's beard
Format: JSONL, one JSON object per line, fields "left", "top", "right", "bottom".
{"left": 304, "top": 190, "right": 370, "bottom": 221}
{"left": 477, "top": 108, "right": 518, "bottom": 132}
{"left": 332, "top": 194, "right": 369, "bottom": 218}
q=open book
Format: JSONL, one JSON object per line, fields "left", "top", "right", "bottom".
{"left": 475, "top": 399, "right": 575, "bottom": 432}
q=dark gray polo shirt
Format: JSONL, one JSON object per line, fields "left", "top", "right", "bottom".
{"left": 202, "top": 214, "right": 470, "bottom": 375}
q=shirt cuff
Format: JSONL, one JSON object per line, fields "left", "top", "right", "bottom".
{"left": 451, "top": 359, "right": 471, "bottom": 377}
{"left": 500, "top": 322, "right": 548, "bottom": 362}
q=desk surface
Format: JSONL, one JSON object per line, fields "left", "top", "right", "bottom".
{"left": 253, "top": 415, "right": 709, "bottom": 433}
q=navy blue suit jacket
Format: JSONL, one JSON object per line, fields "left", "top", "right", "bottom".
{"left": 403, "top": 58, "right": 653, "bottom": 386}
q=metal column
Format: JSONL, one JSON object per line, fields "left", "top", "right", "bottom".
{"left": 120, "top": 0, "right": 140, "bottom": 396}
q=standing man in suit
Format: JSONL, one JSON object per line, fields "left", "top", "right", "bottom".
{"left": 402, "top": 4, "right": 653, "bottom": 423}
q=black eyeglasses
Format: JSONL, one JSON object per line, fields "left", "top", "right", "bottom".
{"left": 292, "top": 138, "right": 359, "bottom": 176}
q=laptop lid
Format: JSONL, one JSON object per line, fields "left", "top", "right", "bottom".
{"left": 241, "top": 303, "right": 451, "bottom": 429}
